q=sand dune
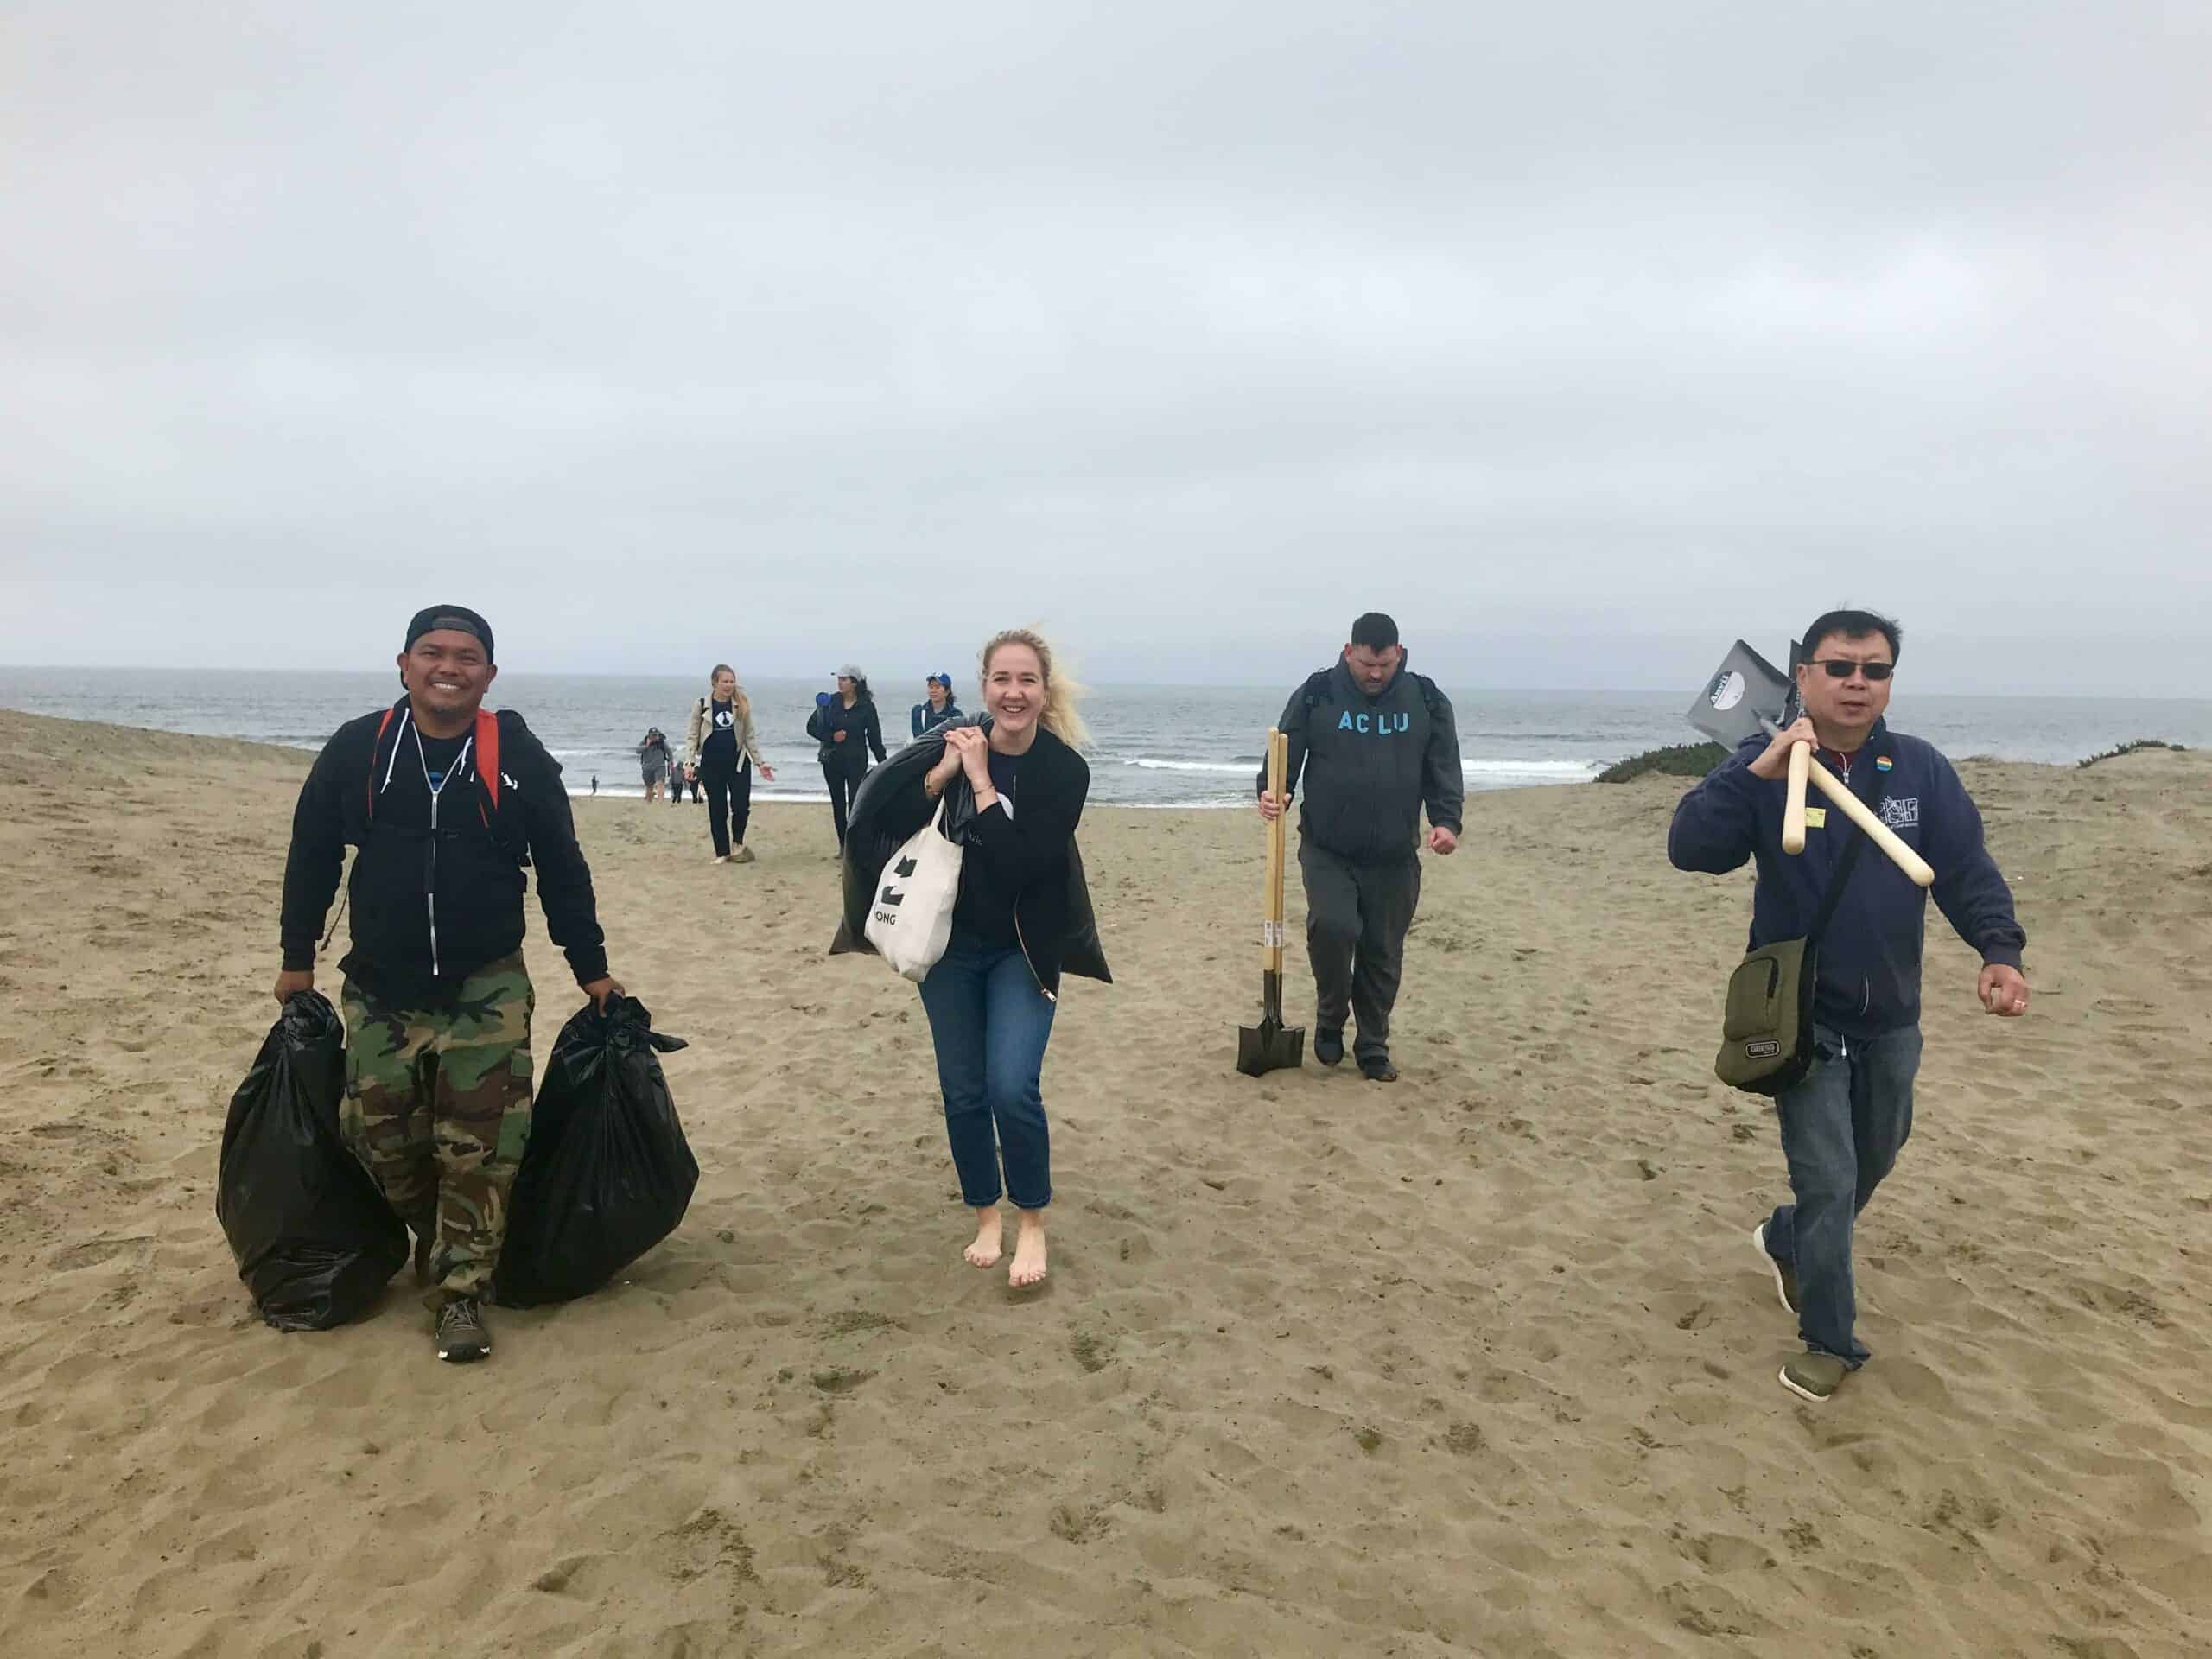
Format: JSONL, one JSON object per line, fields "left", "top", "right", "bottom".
{"left": 1, "top": 709, "right": 2206, "bottom": 1657}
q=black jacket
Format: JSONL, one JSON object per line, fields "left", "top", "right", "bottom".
{"left": 1262, "top": 660, "right": 1465, "bottom": 864}
{"left": 280, "top": 700, "right": 609, "bottom": 1007}
{"left": 830, "top": 719, "right": 1110, "bottom": 999}
{"left": 808, "top": 696, "right": 887, "bottom": 768}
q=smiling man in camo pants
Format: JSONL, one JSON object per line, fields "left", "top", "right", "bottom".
{"left": 275, "top": 605, "right": 622, "bottom": 1364}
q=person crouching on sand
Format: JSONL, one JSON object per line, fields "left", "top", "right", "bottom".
{"left": 915, "top": 629, "right": 1095, "bottom": 1288}
{"left": 683, "top": 664, "right": 774, "bottom": 863}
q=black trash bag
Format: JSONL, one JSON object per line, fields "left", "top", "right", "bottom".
{"left": 491, "top": 993, "right": 696, "bottom": 1308}
{"left": 828, "top": 716, "right": 1112, "bottom": 982}
{"left": 216, "top": 991, "right": 408, "bottom": 1332}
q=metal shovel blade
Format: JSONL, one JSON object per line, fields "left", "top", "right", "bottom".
{"left": 1236, "top": 971, "right": 1306, "bottom": 1077}
{"left": 1236, "top": 1014, "right": 1306, "bottom": 1077}
{"left": 1687, "top": 639, "right": 1794, "bottom": 748}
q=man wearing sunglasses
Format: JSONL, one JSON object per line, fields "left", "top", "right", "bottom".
{"left": 1669, "top": 608, "right": 2028, "bottom": 1404}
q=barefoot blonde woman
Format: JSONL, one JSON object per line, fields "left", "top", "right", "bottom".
{"left": 915, "top": 629, "right": 1095, "bottom": 1288}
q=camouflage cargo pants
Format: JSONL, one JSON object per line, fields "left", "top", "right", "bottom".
{"left": 339, "top": 955, "right": 534, "bottom": 1309}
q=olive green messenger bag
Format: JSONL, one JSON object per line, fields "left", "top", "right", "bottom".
{"left": 1713, "top": 760, "right": 1877, "bottom": 1096}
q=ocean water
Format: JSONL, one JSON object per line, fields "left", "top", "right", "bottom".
{"left": 2, "top": 668, "right": 2205, "bottom": 808}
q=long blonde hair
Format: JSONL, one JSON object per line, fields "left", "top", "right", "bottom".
{"left": 980, "top": 627, "right": 1090, "bottom": 751}
{"left": 709, "top": 663, "right": 751, "bottom": 721}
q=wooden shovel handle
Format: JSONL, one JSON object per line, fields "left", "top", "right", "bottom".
{"left": 1262, "top": 728, "right": 1288, "bottom": 971}
{"left": 1805, "top": 757, "right": 1935, "bottom": 887}
{"left": 1781, "top": 741, "right": 1810, "bottom": 855}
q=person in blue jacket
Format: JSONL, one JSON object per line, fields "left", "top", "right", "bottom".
{"left": 1669, "top": 608, "right": 2029, "bottom": 1405}
{"left": 910, "top": 672, "right": 963, "bottom": 739}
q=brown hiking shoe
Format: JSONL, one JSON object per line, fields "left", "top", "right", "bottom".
{"left": 435, "top": 1297, "right": 493, "bottom": 1363}
{"left": 1779, "top": 1351, "right": 1847, "bottom": 1403}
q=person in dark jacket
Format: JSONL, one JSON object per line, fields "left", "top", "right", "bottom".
{"left": 636, "top": 727, "right": 673, "bottom": 803}
{"left": 915, "top": 629, "right": 1094, "bottom": 1289}
{"left": 272, "top": 605, "right": 623, "bottom": 1366}
{"left": 910, "top": 672, "right": 963, "bottom": 739}
{"left": 806, "top": 664, "right": 887, "bottom": 849}
{"left": 1257, "top": 612, "right": 1464, "bottom": 1082}
{"left": 1669, "top": 608, "right": 2028, "bottom": 1405}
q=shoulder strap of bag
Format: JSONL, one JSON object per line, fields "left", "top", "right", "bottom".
{"left": 1804, "top": 755, "right": 1883, "bottom": 949}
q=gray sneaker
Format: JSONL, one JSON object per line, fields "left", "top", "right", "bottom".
{"left": 435, "top": 1297, "right": 493, "bottom": 1363}
{"left": 1751, "top": 1221, "right": 1800, "bottom": 1315}
{"left": 1779, "top": 1351, "right": 1847, "bottom": 1403}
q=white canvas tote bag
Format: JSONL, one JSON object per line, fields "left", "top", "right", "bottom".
{"left": 863, "top": 795, "right": 963, "bottom": 980}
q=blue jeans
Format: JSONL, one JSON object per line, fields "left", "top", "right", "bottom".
{"left": 1763, "top": 1022, "right": 1923, "bottom": 1367}
{"left": 916, "top": 931, "right": 1056, "bottom": 1210}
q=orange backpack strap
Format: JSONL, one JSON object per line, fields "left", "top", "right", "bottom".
{"left": 366, "top": 707, "right": 398, "bottom": 819}
{"left": 475, "top": 708, "right": 501, "bottom": 811}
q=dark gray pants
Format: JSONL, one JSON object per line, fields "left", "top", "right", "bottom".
{"left": 1299, "top": 842, "right": 1421, "bottom": 1063}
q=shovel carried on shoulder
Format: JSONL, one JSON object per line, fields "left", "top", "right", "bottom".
{"left": 1237, "top": 728, "right": 1306, "bottom": 1077}
{"left": 1688, "top": 639, "right": 1934, "bottom": 887}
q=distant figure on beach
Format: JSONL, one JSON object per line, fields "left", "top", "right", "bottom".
{"left": 273, "top": 604, "right": 624, "bottom": 1366}
{"left": 636, "top": 726, "right": 674, "bottom": 803}
{"left": 910, "top": 671, "right": 963, "bottom": 740}
{"left": 806, "top": 664, "right": 886, "bottom": 849}
{"left": 1669, "top": 607, "right": 2029, "bottom": 1405}
{"left": 912, "top": 629, "right": 1100, "bottom": 1287}
{"left": 590, "top": 774, "right": 598, "bottom": 796}
{"left": 1256, "top": 612, "right": 1463, "bottom": 1083}
{"left": 668, "top": 734, "right": 701, "bottom": 805}
{"left": 684, "top": 664, "right": 775, "bottom": 864}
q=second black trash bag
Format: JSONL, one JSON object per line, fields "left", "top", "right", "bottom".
{"left": 216, "top": 991, "right": 408, "bottom": 1332}
{"left": 491, "top": 993, "right": 696, "bottom": 1308}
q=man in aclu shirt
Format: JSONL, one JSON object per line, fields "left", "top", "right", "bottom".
{"left": 1257, "top": 612, "right": 1464, "bottom": 1084}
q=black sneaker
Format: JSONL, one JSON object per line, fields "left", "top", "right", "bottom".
{"left": 1359, "top": 1055, "right": 1399, "bottom": 1084}
{"left": 1313, "top": 1028, "right": 1345, "bottom": 1066}
{"left": 435, "top": 1297, "right": 493, "bottom": 1363}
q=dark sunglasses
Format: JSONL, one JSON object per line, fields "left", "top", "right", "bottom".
{"left": 1808, "top": 659, "right": 1894, "bottom": 681}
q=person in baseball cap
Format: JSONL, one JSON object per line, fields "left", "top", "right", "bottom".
{"left": 911, "top": 668, "right": 964, "bottom": 740}
{"left": 806, "top": 664, "right": 887, "bottom": 848}
{"left": 273, "top": 605, "right": 626, "bottom": 1366}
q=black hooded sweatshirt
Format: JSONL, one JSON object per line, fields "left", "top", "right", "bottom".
{"left": 279, "top": 700, "right": 609, "bottom": 1007}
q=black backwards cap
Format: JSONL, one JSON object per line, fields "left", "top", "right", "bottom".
{"left": 404, "top": 604, "right": 494, "bottom": 662}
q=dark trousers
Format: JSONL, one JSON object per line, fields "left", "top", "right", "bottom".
{"left": 702, "top": 757, "right": 752, "bottom": 855}
{"left": 916, "top": 930, "right": 1057, "bottom": 1209}
{"left": 1300, "top": 841, "right": 1421, "bottom": 1064}
{"left": 1762, "top": 1023, "right": 1922, "bottom": 1367}
{"left": 823, "top": 760, "right": 866, "bottom": 846}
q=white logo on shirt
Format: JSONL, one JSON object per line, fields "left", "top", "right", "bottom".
{"left": 1878, "top": 795, "right": 1919, "bottom": 829}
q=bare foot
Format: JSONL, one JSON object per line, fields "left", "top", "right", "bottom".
{"left": 963, "top": 1206, "right": 1003, "bottom": 1269}
{"left": 1008, "top": 1212, "right": 1047, "bottom": 1288}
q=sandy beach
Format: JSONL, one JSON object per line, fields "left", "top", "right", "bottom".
{"left": 0, "top": 706, "right": 2206, "bottom": 1658}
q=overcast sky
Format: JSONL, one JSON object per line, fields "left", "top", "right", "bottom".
{"left": 3, "top": 2, "right": 2206, "bottom": 694}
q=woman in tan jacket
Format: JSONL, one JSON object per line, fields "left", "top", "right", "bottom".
{"left": 685, "top": 664, "right": 775, "bottom": 862}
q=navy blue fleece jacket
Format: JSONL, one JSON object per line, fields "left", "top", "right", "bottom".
{"left": 1668, "top": 718, "right": 2025, "bottom": 1039}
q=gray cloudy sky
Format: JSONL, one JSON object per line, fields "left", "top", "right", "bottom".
{"left": 3, "top": 2, "right": 2207, "bottom": 694}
